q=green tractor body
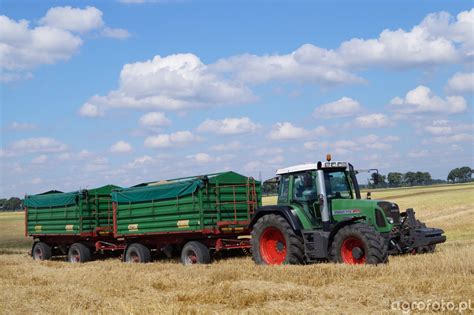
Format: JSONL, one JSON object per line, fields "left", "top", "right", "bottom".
{"left": 250, "top": 159, "right": 446, "bottom": 265}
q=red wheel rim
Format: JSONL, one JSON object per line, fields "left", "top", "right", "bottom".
{"left": 341, "top": 236, "right": 366, "bottom": 264}
{"left": 130, "top": 251, "right": 140, "bottom": 263}
{"left": 185, "top": 250, "right": 198, "bottom": 265}
{"left": 70, "top": 249, "right": 81, "bottom": 263}
{"left": 259, "top": 227, "right": 287, "bottom": 265}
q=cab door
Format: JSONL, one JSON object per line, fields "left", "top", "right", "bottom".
{"left": 291, "top": 171, "right": 321, "bottom": 225}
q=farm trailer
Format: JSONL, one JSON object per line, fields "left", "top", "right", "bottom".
{"left": 25, "top": 172, "right": 261, "bottom": 264}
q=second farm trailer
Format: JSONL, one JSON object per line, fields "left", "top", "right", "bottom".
{"left": 25, "top": 172, "right": 260, "bottom": 264}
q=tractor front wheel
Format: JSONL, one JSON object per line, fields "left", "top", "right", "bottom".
{"left": 329, "top": 223, "right": 388, "bottom": 265}
{"left": 251, "top": 214, "right": 304, "bottom": 265}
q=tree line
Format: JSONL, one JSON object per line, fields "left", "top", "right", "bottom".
{"left": 0, "top": 197, "right": 22, "bottom": 211}
{"left": 370, "top": 166, "right": 472, "bottom": 188}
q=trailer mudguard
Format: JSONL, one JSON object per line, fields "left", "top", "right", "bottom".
{"left": 249, "top": 205, "right": 304, "bottom": 232}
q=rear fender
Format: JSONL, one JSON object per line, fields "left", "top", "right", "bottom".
{"left": 249, "top": 205, "right": 304, "bottom": 233}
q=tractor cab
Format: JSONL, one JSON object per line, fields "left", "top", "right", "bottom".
{"left": 276, "top": 156, "right": 361, "bottom": 229}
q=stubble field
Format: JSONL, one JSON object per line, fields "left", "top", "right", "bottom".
{"left": 0, "top": 184, "right": 473, "bottom": 314}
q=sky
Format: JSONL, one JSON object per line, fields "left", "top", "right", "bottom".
{"left": 1, "top": 0, "right": 473, "bottom": 198}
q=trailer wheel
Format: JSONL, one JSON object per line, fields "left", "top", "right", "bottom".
{"left": 251, "top": 214, "right": 304, "bottom": 265}
{"left": 68, "top": 243, "right": 91, "bottom": 263}
{"left": 181, "top": 241, "right": 211, "bottom": 265}
{"left": 32, "top": 242, "right": 52, "bottom": 261}
{"left": 329, "top": 223, "right": 388, "bottom": 265}
{"left": 125, "top": 243, "right": 151, "bottom": 263}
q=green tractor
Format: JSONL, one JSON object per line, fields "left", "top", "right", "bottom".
{"left": 250, "top": 156, "right": 446, "bottom": 265}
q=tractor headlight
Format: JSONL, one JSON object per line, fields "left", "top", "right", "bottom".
{"left": 387, "top": 217, "right": 394, "bottom": 224}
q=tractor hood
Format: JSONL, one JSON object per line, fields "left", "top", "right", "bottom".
{"left": 330, "top": 198, "right": 380, "bottom": 215}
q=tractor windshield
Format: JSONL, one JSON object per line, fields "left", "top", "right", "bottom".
{"left": 324, "top": 170, "right": 353, "bottom": 199}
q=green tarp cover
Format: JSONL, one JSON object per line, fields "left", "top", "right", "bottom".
{"left": 87, "top": 184, "right": 121, "bottom": 195}
{"left": 112, "top": 179, "right": 203, "bottom": 203}
{"left": 24, "top": 191, "right": 80, "bottom": 208}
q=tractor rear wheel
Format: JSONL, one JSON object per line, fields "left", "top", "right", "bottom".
{"left": 32, "top": 242, "right": 52, "bottom": 261}
{"left": 329, "top": 223, "right": 388, "bottom": 265}
{"left": 125, "top": 243, "right": 151, "bottom": 263}
{"left": 251, "top": 214, "right": 304, "bottom": 265}
{"left": 68, "top": 243, "right": 91, "bottom": 263}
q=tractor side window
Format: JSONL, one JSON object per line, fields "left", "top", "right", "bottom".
{"left": 278, "top": 176, "right": 290, "bottom": 203}
{"left": 293, "top": 172, "right": 317, "bottom": 202}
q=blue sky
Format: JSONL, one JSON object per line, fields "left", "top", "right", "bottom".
{"left": 1, "top": 0, "right": 473, "bottom": 197}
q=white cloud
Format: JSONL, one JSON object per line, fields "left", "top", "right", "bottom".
{"left": 267, "top": 122, "right": 310, "bottom": 140}
{"left": 355, "top": 113, "right": 392, "bottom": 128}
{"left": 408, "top": 150, "right": 429, "bottom": 158}
{"left": 445, "top": 72, "right": 474, "bottom": 94}
{"left": 110, "top": 140, "right": 133, "bottom": 153}
{"left": 101, "top": 27, "right": 130, "bottom": 39}
{"left": 198, "top": 117, "right": 260, "bottom": 135}
{"left": 9, "top": 137, "right": 67, "bottom": 154}
{"left": 267, "top": 122, "right": 327, "bottom": 140}
{"left": 211, "top": 9, "right": 473, "bottom": 87}
{"left": 390, "top": 85, "right": 467, "bottom": 114}
{"left": 430, "top": 133, "right": 474, "bottom": 144}
{"left": 211, "top": 49, "right": 364, "bottom": 86}
{"left": 127, "top": 155, "right": 153, "bottom": 168}
{"left": 313, "top": 97, "right": 362, "bottom": 118}
{"left": 79, "top": 102, "right": 103, "bottom": 117}
{"left": 30, "top": 177, "right": 43, "bottom": 185}
{"left": 39, "top": 6, "right": 104, "bottom": 33}
{"left": 144, "top": 130, "right": 196, "bottom": 148}
{"left": 0, "top": 15, "right": 82, "bottom": 71}
{"left": 255, "top": 147, "right": 283, "bottom": 156}
{"left": 139, "top": 112, "right": 171, "bottom": 127}
{"left": 31, "top": 154, "right": 48, "bottom": 164}
{"left": 8, "top": 122, "right": 36, "bottom": 131}
{"left": 211, "top": 141, "right": 242, "bottom": 152}
{"left": 187, "top": 153, "right": 213, "bottom": 164}
{"left": 1, "top": 7, "right": 129, "bottom": 81}
{"left": 80, "top": 54, "right": 256, "bottom": 116}
{"left": 424, "top": 120, "right": 473, "bottom": 136}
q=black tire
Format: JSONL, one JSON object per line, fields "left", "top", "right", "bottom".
{"left": 329, "top": 223, "right": 388, "bottom": 265}
{"left": 68, "top": 243, "right": 91, "bottom": 263}
{"left": 32, "top": 242, "right": 52, "bottom": 261}
{"left": 251, "top": 214, "right": 304, "bottom": 265}
{"left": 125, "top": 243, "right": 151, "bottom": 263}
{"left": 413, "top": 220, "right": 436, "bottom": 254}
{"left": 181, "top": 241, "right": 211, "bottom": 265}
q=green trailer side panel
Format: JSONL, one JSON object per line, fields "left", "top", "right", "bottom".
{"left": 114, "top": 171, "right": 261, "bottom": 236}
{"left": 25, "top": 184, "right": 120, "bottom": 236}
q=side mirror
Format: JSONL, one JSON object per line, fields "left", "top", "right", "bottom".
{"left": 366, "top": 192, "right": 371, "bottom": 200}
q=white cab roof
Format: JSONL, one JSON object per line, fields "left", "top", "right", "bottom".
{"left": 276, "top": 163, "right": 319, "bottom": 175}
{"left": 276, "top": 161, "right": 349, "bottom": 175}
